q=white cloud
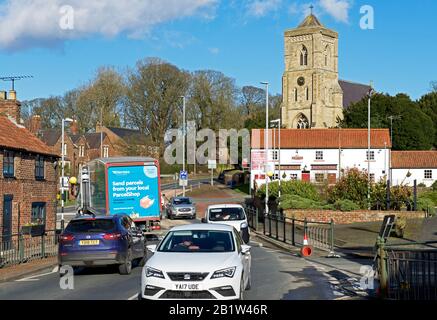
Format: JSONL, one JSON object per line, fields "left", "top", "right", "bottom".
{"left": 247, "top": 0, "right": 282, "bottom": 18}
{"left": 209, "top": 47, "right": 220, "bottom": 54}
{"left": 319, "top": 0, "right": 352, "bottom": 23}
{"left": 0, "top": 0, "right": 217, "bottom": 50}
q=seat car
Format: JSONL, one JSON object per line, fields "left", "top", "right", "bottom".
{"left": 140, "top": 224, "right": 251, "bottom": 300}
{"left": 201, "top": 204, "right": 250, "bottom": 243}
{"left": 58, "top": 214, "right": 146, "bottom": 275}
{"left": 166, "top": 197, "right": 196, "bottom": 220}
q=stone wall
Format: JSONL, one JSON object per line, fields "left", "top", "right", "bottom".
{"left": 284, "top": 209, "right": 426, "bottom": 225}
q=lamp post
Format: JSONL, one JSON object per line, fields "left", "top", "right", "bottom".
{"left": 271, "top": 119, "right": 281, "bottom": 198}
{"left": 261, "top": 82, "right": 269, "bottom": 215}
{"left": 181, "top": 96, "right": 186, "bottom": 197}
{"left": 61, "top": 118, "right": 73, "bottom": 229}
{"left": 367, "top": 84, "right": 375, "bottom": 210}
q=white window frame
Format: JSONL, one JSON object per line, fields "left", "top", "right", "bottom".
{"left": 79, "top": 145, "right": 85, "bottom": 157}
{"left": 103, "top": 145, "right": 109, "bottom": 158}
{"left": 424, "top": 170, "right": 433, "bottom": 180}
{"left": 366, "top": 151, "right": 375, "bottom": 161}
{"left": 63, "top": 143, "right": 67, "bottom": 156}
{"left": 315, "top": 151, "right": 324, "bottom": 160}
{"left": 290, "top": 174, "right": 298, "bottom": 181}
{"left": 315, "top": 173, "right": 325, "bottom": 183}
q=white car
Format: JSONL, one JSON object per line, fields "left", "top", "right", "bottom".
{"left": 202, "top": 204, "right": 250, "bottom": 243}
{"left": 140, "top": 224, "right": 251, "bottom": 300}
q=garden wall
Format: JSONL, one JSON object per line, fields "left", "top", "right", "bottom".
{"left": 284, "top": 209, "right": 426, "bottom": 225}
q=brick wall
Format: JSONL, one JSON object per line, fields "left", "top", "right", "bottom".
{"left": 0, "top": 151, "right": 58, "bottom": 235}
{"left": 284, "top": 209, "right": 426, "bottom": 225}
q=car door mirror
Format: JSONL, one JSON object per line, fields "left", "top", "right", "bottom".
{"left": 147, "top": 245, "right": 157, "bottom": 253}
{"left": 241, "top": 245, "right": 251, "bottom": 255}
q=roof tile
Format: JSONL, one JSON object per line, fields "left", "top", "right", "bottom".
{"left": 391, "top": 151, "right": 437, "bottom": 169}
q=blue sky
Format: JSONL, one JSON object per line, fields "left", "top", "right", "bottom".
{"left": 0, "top": 0, "right": 435, "bottom": 102}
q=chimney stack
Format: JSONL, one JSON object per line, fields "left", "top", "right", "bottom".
{"left": 28, "top": 115, "right": 42, "bottom": 134}
{"left": 9, "top": 90, "right": 17, "bottom": 101}
{"left": 70, "top": 119, "right": 79, "bottom": 135}
{"left": 0, "top": 91, "right": 21, "bottom": 123}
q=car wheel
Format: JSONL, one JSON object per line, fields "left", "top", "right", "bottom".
{"left": 138, "top": 292, "right": 145, "bottom": 300}
{"left": 119, "top": 250, "right": 133, "bottom": 275}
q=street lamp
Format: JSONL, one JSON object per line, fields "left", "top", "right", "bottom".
{"left": 367, "top": 84, "right": 375, "bottom": 210}
{"left": 261, "top": 82, "right": 269, "bottom": 215}
{"left": 61, "top": 117, "right": 73, "bottom": 229}
{"left": 181, "top": 96, "right": 186, "bottom": 197}
{"left": 270, "top": 119, "right": 281, "bottom": 198}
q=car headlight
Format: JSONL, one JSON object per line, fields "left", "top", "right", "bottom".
{"left": 240, "top": 222, "right": 248, "bottom": 229}
{"left": 211, "top": 267, "right": 236, "bottom": 279}
{"left": 146, "top": 267, "right": 165, "bottom": 278}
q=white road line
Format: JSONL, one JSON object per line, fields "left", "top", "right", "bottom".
{"left": 15, "top": 266, "right": 58, "bottom": 282}
{"left": 128, "top": 293, "right": 139, "bottom": 300}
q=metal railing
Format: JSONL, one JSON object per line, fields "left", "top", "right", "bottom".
{"left": 0, "top": 230, "right": 58, "bottom": 268}
{"left": 245, "top": 205, "right": 335, "bottom": 253}
{"left": 376, "top": 238, "right": 437, "bottom": 300}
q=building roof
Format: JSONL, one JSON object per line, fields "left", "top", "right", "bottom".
{"left": 106, "top": 126, "right": 147, "bottom": 144}
{"left": 298, "top": 14, "right": 323, "bottom": 28}
{"left": 339, "top": 80, "right": 372, "bottom": 108}
{"left": 39, "top": 129, "right": 61, "bottom": 146}
{"left": 70, "top": 134, "right": 82, "bottom": 144}
{"left": 251, "top": 129, "right": 392, "bottom": 149}
{"left": 391, "top": 151, "right": 437, "bottom": 169}
{"left": 0, "top": 116, "right": 59, "bottom": 157}
{"left": 84, "top": 132, "right": 108, "bottom": 149}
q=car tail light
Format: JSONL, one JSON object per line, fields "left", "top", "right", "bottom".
{"left": 103, "top": 233, "right": 122, "bottom": 240}
{"left": 60, "top": 234, "right": 74, "bottom": 243}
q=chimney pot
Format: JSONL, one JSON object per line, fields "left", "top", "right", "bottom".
{"left": 9, "top": 90, "right": 17, "bottom": 101}
{"left": 0, "top": 91, "right": 6, "bottom": 100}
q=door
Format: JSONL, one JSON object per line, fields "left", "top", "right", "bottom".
{"left": 302, "top": 172, "right": 311, "bottom": 182}
{"left": 125, "top": 216, "right": 144, "bottom": 258}
{"left": 328, "top": 173, "right": 337, "bottom": 185}
{"left": 2, "top": 195, "right": 13, "bottom": 245}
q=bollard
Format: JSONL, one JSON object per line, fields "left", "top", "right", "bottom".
{"left": 255, "top": 208, "right": 259, "bottom": 231}
{"left": 292, "top": 217, "right": 295, "bottom": 246}
{"left": 19, "top": 233, "right": 24, "bottom": 262}
{"left": 276, "top": 215, "right": 279, "bottom": 240}
{"left": 283, "top": 216, "right": 286, "bottom": 243}
{"left": 377, "top": 237, "right": 388, "bottom": 298}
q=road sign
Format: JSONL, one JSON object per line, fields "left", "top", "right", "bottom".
{"left": 208, "top": 160, "right": 217, "bottom": 170}
{"left": 179, "top": 171, "right": 188, "bottom": 187}
{"left": 60, "top": 177, "right": 69, "bottom": 188}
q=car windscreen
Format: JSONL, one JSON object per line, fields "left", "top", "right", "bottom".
{"left": 65, "top": 219, "right": 116, "bottom": 233}
{"left": 173, "top": 198, "right": 191, "bottom": 205}
{"left": 209, "top": 207, "right": 245, "bottom": 221}
{"left": 158, "top": 230, "right": 235, "bottom": 253}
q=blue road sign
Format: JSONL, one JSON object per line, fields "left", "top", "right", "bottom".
{"left": 180, "top": 171, "right": 188, "bottom": 180}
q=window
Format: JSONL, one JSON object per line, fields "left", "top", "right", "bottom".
{"left": 316, "top": 151, "right": 324, "bottom": 160}
{"left": 300, "top": 46, "right": 308, "bottom": 66}
{"left": 31, "top": 202, "right": 46, "bottom": 225}
{"left": 103, "top": 146, "right": 109, "bottom": 158}
{"left": 272, "top": 173, "right": 279, "bottom": 181}
{"left": 294, "top": 88, "right": 298, "bottom": 102}
{"left": 315, "top": 173, "right": 325, "bottom": 183}
{"left": 272, "top": 150, "right": 278, "bottom": 161}
{"left": 297, "top": 114, "right": 310, "bottom": 129}
{"left": 79, "top": 145, "right": 85, "bottom": 157}
{"left": 63, "top": 143, "right": 67, "bottom": 156}
{"left": 366, "top": 151, "right": 375, "bottom": 161}
{"left": 290, "top": 174, "right": 298, "bottom": 181}
{"left": 306, "top": 87, "right": 309, "bottom": 100}
{"left": 35, "top": 155, "right": 45, "bottom": 180}
{"left": 425, "top": 170, "right": 433, "bottom": 179}
{"left": 3, "top": 150, "right": 14, "bottom": 177}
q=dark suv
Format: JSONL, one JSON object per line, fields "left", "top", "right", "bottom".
{"left": 59, "top": 214, "right": 145, "bottom": 275}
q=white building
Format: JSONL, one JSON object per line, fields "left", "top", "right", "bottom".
{"left": 250, "top": 129, "right": 391, "bottom": 189}
{"left": 391, "top": 151, "right": 437, "bottom": 187}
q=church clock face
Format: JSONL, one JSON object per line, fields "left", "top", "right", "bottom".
{"left": 297, "top": 77, "right": 305, "bottom": 86}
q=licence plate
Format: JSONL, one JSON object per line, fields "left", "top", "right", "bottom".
{"left": 174, "top": 283, "right": 202, "bottom": 291}
{"left": 79, "top": 240, "right": 100, "bottom": 246}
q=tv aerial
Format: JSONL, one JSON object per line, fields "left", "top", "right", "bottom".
{"left": 0, "top": 75, "right": 34, "bottom": 90}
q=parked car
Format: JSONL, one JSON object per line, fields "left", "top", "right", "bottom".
{"left": 58, "top": 214, "right": 146, "bottom": 275}
{"left": 140, "top": 224, "right": 251, "bottom": 300}
{"left": 202, "top": 204, "right": 250, "bottom": 243}
{"left": 166, "top": 197, "right": 196, "bottom": 220}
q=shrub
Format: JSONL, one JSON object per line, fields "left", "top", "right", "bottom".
{"left": 432, "top": 181, "right": 437, "bottom": 191}
{"left": 417, "top": 183, "right": 427, "bottom": 188}
{"left": 278, "top": 194, "right": 333, "bottom": 211}
{"left": 327, "top": 168, "right": 369, "bottom": 208}
{"left": 257, "top": 180, "right": 320, "bottom": 201}
{"left": 417, "top": 197, "right": 435, "bottom": 212}
{"left": 333, "top": 199, "right": 360, "bottom": 212}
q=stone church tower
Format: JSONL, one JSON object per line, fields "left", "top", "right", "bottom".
{"left": 281, "top": 13, "right": 344, "bottom": 128}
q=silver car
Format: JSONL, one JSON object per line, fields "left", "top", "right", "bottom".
{"left": 166, "top": 197, "right": 196, "bottom": 220}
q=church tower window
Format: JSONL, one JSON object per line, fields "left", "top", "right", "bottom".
{"left": 300, "top": 46, "right": 308, "bottom": 66}
{"left": 306, "top": 87, "right": 309, "bottom": 100}
{"left": 294, "top": 88, "right": 298, "bottom": 101}
{"left": 297, "top": 114, "right": 310, "bottom": 129}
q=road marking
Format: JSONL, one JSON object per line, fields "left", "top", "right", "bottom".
{"left": 15, "top": 266, "right": 58, "bottom": 282}
{"left": 128, "top": 293, "right": 139, "bottom": 300}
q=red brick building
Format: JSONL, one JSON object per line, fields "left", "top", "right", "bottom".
{"left": 0, "top": 114, "right": 59, "bottom": 238}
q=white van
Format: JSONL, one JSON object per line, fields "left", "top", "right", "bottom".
{"left": 202, "top": 204, "right": 250, "bottom": 243}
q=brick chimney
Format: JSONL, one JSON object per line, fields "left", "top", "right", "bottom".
{"left": 70, "top": 119, "right": 79, "bottom": 135}
{"left": 28, "top": 115, "right": 42, "bottom": 134}
{"left": 0, "top": 90, "right": 21, "bottom": 123}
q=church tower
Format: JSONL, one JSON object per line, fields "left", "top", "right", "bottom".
{"left": 281, "top": 12, "right": 344, "bottom": 129}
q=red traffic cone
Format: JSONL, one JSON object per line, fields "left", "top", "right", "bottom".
{"left": 303, "top": 233, "right": 309, "bottom": 246}
{"left": 301, "top": 232, "right": 313, "bottom": 257}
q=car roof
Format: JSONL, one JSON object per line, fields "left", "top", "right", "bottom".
{"left": 207, "top": 204, "right": 244, "bottom": 209}
{"left": 170, "top": 223, "right": 235, "bottom": 232}
{"left": 173, "top": 197, "right": 191, "bottom": 200}
{"left": 71, "top": 214, "right": 124, "bottom": 221}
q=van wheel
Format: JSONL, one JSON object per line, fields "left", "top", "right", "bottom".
{"left": 119, "top": 250, "right": 132, "bottom": 275}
